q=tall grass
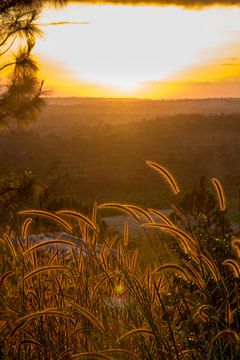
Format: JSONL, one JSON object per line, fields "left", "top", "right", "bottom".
{"left": 0, "top": 163, "right": 239, "bottom": 359}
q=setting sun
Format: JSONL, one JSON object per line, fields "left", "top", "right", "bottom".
{"left": 34, "top": 3, "right": 240, "bottom": 98}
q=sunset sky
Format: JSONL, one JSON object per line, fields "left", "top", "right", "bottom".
{"left": 32, "top": 2, "right": 240, "bottom": 98}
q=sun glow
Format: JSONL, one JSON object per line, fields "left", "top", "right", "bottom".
{"left": 35, "top": 4, "right": 240, "bottom": 98}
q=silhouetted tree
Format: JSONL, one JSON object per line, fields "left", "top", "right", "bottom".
{"left": 0, "top": 0, "right": 67, "bottom": 129}
{"left": 0, "top": 171, "right": 45, "bottom": 230}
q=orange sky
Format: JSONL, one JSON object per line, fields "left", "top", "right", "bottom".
{"left": 32, "top": 3, "right": 240, "bottom": 98}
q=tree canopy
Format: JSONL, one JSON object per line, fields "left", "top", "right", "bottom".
{"left": 0, "top": 0, "right": 67, "bottom": 129}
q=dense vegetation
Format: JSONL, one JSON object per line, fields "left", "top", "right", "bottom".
{"left": 0, "top": 165, "right": 239, "bottom": 359}
{"left": 1, "top": 106, "right": 240, "bottom": 222}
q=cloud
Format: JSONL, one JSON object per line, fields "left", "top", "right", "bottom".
{"left": 39, "top": 21, "right": 90, "bottom": 26}
{"left": 222, "top": 63, "right": 237, "bottom": 66}
{"left": 225, "top": 57, "right": 239, "bottom": 61}
{"left": 69, "top": 0, "right": 240, "bottom": 8}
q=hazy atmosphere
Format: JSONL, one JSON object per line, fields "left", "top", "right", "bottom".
{"left": 34, "top": 3, "right": 240, "bottom": 98}
{"left": 1, "top": 1, "right": 240, "bottom": 359}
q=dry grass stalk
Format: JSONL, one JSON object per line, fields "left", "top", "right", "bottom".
{"left": 148, "top": 209, "right": 174, "bottom": 226}
{"left": 98, "top": 203, "right": 140, "bottom": 222}
{"left": 126, "top": 205, "right": 153, "bottom": 223}
{"left": 223, "top": 259, "right": 240, "bottom": 278}
{"left": 21, "top": 218, "right": 32, "bottom": 241}
{"left": 212, "top": 178, "right": 226, "bottom": 211}
{"left": 117, "top": 328, "right": 153, "bottom": 343}
{"left": 70, "top": 303, "right": 104, "bottom": 331}
{"left": 3, "top": 233, "right": 17, "bottom": 257}
{"left": 146, "top": 161, "right": 180, "bottom": 194}
{"left": 143, "top": 223, "right": 196, "bottom": 249}
{"left": 123, "top": 223, "right": 129, "bottom": 246}
{"left": 56, "top": 210, "right": 96, "bottom": 230}
{"left": 72, "top": 352, "right": 110, "bottom": 359}
{"left": 152, "top": 263, "right": 192, "bottom": 282}
{"left": 24, "top": 239, "right": 81, "bottom": 255}
{"left": 22, "top": 265, "right": 67, "bottom": 281}
{"left": 19, "top": 210, "right": 72, "bottom": 231}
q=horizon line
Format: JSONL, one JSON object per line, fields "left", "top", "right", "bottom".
{"left": 43, "top": 96, "right": 240, "bottom": 101}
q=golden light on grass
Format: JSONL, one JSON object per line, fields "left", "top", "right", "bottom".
{"left": 146, "top": 161, "right": 180, "bottom": 194}
{"left": 22, "top": 266, "right": 67, "bottom": 281}
{"left": 148, "top": 209, "right": 174, "bottom": 226}
{"left": 117, "top": 328, "right": 153, "bottom": 343}
{"left": 223, "top": 259, "right": 240, "bottom": 278}
{"left": 19, "top": 210, "right": 72, "bottom": 231}
{"left": 98, "top": 203, "right": 141, "bottom": 221}
{"left": 212, "top": 178, "right": 226, "bottom": 211}
{"left": 21, "top": 218, "right": 32, "bottom": 241}
{"left": 152, "top": 263, "right": 192, "bottom": 282}
{"left": 56, "top": 210, "right": 97, "bottom": 230}
{"left": 24, "top": 239, "right": 81, "bottom": 255}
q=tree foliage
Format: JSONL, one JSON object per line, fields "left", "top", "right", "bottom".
{"left": 0, "top": 0, "right": 67, "bottom": 129}
{"left": 171, "top": 176, "right": 233, "bottom": 265}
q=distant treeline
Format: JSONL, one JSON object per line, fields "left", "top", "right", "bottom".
{"left": 1, "top": 112, "right": 240, "bottom": 217}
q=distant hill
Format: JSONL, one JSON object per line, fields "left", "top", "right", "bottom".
{"left": 1, "top": 99, "right": 240, "bottom": 221}
{"left": 33, "top": 97, "right": 240, "bottom": 135}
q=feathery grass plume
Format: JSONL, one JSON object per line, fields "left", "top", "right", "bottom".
{"left": 193, "top": 305, "right": 214, "bottom": 322}
{"left": 56, "top": 210, "right": 96, "bottom": 230}
{"left": 213, "top": 329, "right": 239, "bottom": 343}
{"left": 72, "top": 353, "right": 110, "bottom": 359}
{"left": 19, "top": 210, "right": 72, "bottom": 231}
{"left": 92, "top": 201, "right": 98, "bottom": 225}
{"left": 124, "top": 223, "right": 129, "bottom": 246}
{"left": 100, "top": 349, "right": 137, "bottom": 358}
{"left": 21, "top": 218, "right": 32, "bottom": 241}
{"left": 201, "top": 253, "right": 221, "bottom": 282}
{"left": 91, "top": 273, "right": 115, "bottom": 301}
{"left": 79, "top": 222, "right": 88, "bottom": 242}
{"left": 22, "top": 265, "right": 67, "bottom": 281}
{"left": 100, "top": 235, "right": 118, "bottom": 262}
{"left": 0, "top": 271, "right": 13, "bottom": 287}
{"left": 130, "top": 248, "right": 139, "bottom": 272}
{"left": 16, "top": 235, "right": 25, "bottom": 253}
{"left": 171, "top": 205, "right": 188, "bottom": 226}
{"left": 126, "top": 205, "right": 153, "bottom": 223}
{"left": 148, "top": 209, "right": 174, "bottom": 226}
{"left": 226, "top": 300, "right": 234, "bottom": 327}
{"left": 70, "top": 303, "right": 104, "bottom": 331}
{"left": 98, "top": 203, "right": 140, "bottom": 222}
{"left": 3, "top": 233, "right": 16, "bottom": 257}
{"left": 185, "top": 263, "right": 205, "bottom": 290}
{"left": 143, "top": 223, "right": 196, "bottom": 248}
{"left": 231, "top": 239, "right": 240, "bottom": 258}
{"left": 223, "top": 259, "right": 240, "bottom": 278}
{"left": 0, "top": 320, "right": 7, "bottom": 333}
{"left": 117, "top": 328, "right": 153, "bottom": 343}
{"left": 92, "top": 201, "right": 98, "bottom": 245}
{"left": 189, "top": 249, "right": 206, "bottom": 268}
{"left": 16, "top": 339, "right": 44, "bottom": 351}
{"left": 24, "top": 239, "right": 81, "bottom": 255}
{"left": 146, "top": 160, "right": 180, "bottom": 194}
{"left": 212, "top": 178, "right": 226, "bottom": 211}
{"left": 9, "top": 309, "right": 74, "bottom": 339}
{"left": 152, "top": 263, "right": 192, "bottom": 282}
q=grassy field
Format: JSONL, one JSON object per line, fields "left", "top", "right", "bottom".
{"left": 0, "top": 99, "right": 240, "bottom": 358}
{"left": 0, "top": 168, "right": 239, "bottom": 359}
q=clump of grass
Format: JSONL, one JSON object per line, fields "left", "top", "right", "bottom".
{"left": 0, "top": 163, "right": 239, "bottom": 359}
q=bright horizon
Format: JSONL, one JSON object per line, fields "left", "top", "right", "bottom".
{"left": 33, "top": 3, "right": 240, "bottom": 99}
